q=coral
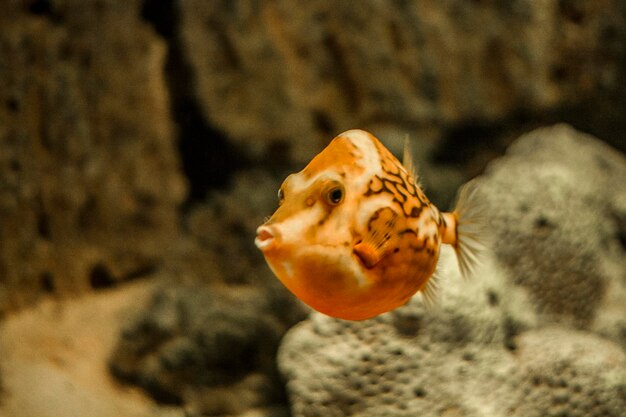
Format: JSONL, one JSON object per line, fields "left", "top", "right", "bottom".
{"left": 476, "top": 124, "right": 626, "bottom": 333}
{"left": 505, "top": 328, "right": 626, "bottom": 417}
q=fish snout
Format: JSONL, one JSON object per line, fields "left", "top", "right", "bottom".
{"left": 255, "top": 225, "right": 279, "bottom": 251}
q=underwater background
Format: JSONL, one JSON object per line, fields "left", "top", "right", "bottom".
{"left": 0, "top": 1, "right": 625, "bottom": 416}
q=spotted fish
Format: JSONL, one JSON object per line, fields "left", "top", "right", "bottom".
{"left": 255, "top": 129, "right": 485, "bottom": 320}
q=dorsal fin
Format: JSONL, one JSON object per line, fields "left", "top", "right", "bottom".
{"left": 402, "top": 135, "right": 419, "bottom": 183}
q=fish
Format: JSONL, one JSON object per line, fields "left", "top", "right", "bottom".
{"left": 255, "top": 129, "right": 486, "bottom": 320}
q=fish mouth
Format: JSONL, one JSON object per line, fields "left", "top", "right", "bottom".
{"left": 255, "top": 225, "right": 278, "bottom": 251}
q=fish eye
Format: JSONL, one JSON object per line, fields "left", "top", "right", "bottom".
{"left": 325, "top": 184, "right": 345, "bottom": 205}
{"left": 277, "top": 188, "right": 285, "bottom": 205}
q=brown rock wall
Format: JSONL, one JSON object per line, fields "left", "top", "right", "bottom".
{"left": 0, "top": 1, "right": 186, "bottom": 311}
{"left": 179, "top": 0, "right": 625, "bottom": 162}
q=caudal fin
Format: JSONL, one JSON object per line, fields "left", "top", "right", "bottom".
{"left": 451, "top": 180, "right": 489, "bottom": 279}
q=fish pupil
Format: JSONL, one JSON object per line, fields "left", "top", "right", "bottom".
{"left": 329, "top": 188, "right": 343, "bottom": 204}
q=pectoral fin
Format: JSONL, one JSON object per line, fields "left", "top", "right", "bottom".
{"left": 353, "top": 208, "right": 399, "bottom": 268}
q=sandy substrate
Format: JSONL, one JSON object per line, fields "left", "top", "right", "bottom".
{"left": 0, "top": 280, "right": 183, "bottom": 417}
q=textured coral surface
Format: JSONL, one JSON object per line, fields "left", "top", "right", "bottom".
{"left": 478, "top": 125, "right": 626, "bottom": 333}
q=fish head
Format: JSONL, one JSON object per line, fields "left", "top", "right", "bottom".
{"left": 255, "top": 132, "right": 366, "bottom": 257}
{"left": 255, "top": 131, "right": 383, "bottom": 298}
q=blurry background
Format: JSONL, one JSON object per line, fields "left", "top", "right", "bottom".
{"left": 0, "top": 1, "right": 624, "bottom": 417}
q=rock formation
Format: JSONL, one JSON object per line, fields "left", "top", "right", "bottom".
{"left": 179, "top": 0, "right": 626, "bottom": 162}
{"left": 0, "top": 0, "right": 186, "bottom": 311}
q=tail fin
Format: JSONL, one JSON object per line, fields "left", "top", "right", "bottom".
{"left": 451, "top": 180, "right": 489, "bottom": 279}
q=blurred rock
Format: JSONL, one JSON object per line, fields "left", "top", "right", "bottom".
{"left": 179, "top": 0, "right": 626, "bottom": 163}
{"left": 109, "top": 283, "right": 304, "bottom": 416}
{"left": 160, "top": 169, "right": 306, "bottom": 318}
{"left": 109, "top": 169, "right": 307, "bottom": 416}
{"left": 477, "top": 124, "right": 626, "bottom": 336}
{"left": 0, "top": 1, "right": 186, "bottom": 311}
{"left": 181, "top": 169, "right": 285, "bottom": 286}
{"left": 277, "top": 125, "right": 626, "bottom": 417}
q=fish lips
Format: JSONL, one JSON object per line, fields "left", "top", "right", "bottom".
{"left": 255, "top": 225, "right": 279, "bottom": 252}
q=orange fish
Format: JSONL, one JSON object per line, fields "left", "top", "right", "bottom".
{"left": 255, "top": 129, "right": 485, "bottom": 320}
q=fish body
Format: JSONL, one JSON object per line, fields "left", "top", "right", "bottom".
{"left": 255, "top": 129, "right": 483, "bottom": 320}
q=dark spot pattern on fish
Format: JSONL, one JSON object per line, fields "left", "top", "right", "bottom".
{"left": 364, "top": 139, "right": 430, "bottom": 219}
